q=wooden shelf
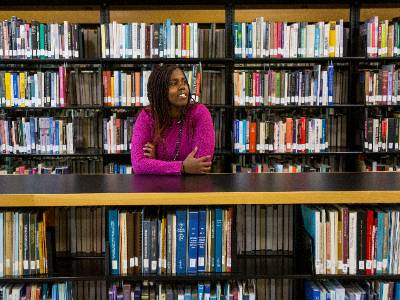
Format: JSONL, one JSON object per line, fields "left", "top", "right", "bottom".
{"left": 1, "top": 173, "right": 400, "bottom": 206}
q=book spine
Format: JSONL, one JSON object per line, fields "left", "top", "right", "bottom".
{"left": 108, "top": 209, "right": 120, "bottom": 275}
{"left": 176, "top": 209, "right": 187, "bottom": 274}
{"left": 188, "top": 210, "right": 198, "bottom": 274}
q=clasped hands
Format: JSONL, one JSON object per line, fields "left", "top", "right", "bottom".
{"left": 143, "top": 143, "right": 211, "bottom": 174}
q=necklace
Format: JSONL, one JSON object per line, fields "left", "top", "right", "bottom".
{"left": 172, "top": 119, "right": 184, "bottom": 161}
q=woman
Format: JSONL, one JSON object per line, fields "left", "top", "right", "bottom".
{"left": 131, "top": 64, "right": 215, "bottom": 175}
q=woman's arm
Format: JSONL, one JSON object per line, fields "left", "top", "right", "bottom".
{"left": 191, "top": 104, "right": 215, "bottom": 160}
{"left": 131, "top": 110, "right": 183, "bottom": 175}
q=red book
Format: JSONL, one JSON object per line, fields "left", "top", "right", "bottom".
{"left": 102, "top": 71, "right": 110, "bottom": 106}
{"left": 365, "top": 209, "right": 374, "bottom": 275}
{"left": 300, "top": 117, "right": 307, "bottom": 152}
{"left": 249, "top": 122, "right": 257, "bottom": 153}
{"left": 285, "top": 118, "right": 293, "bottom": 152}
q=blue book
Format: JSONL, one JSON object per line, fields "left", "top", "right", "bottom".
{"left": 52, "top": 283, "right": 58, "bottom": 300}
{"left": 305, "top": 280, "right": 321, "bottom": 300}
{"left": 242, "top": 120, "right": 247, "bottom": 153}
{"left": 188, "top": 209, "right": 198, "bottom": 273}
{"left": 118, "top": 71, "right": 122, "bottom": 106}
{"left": 165, "top": 19, "right": 171, "bottom": 57}
{"left": 301, "top": 205, "right": 316, "bottom": 240}
{"left": 376, "top": 210, "right": 385, "bottom": 274}
{"left": 235, "top": 120, "right": 239, "bottom": 153}
{"left": 176, "top": 209, "right": 187, "bottom": 274}
{"left": 321, "top": 119, "right": 326, "bottom": 151}
{"left": 314, "top": 25, "right": 320, "bottom": 57}
{"left": 214, "top": 208, "right": 223, "bottom": 272}
{"left": 184, "top": 286, "right": 191, "bottom": 300}
{"left": 12, "top": 73, "right": 18, "bottom": 107}
{"left": 48, "top": 117, "right": 53, "bottom": 154}
{"left": 395, "top": 281, "right": 400, "bottom": 300}
{"left": 198, "top": 283, "right": 204, "bottom": 300}
{"left": 204, "top": 283, "right": 211, "bottom": 300}
{"left": 247, "top": 23, "right": 253, "bottom": 58}
{"left": 108, "top": 209, "right": 120, "bottom": 275}
{"left": 327, "top": 63, "right": 334, "bottom": 105}
{"left": 55, "top": 120, "right": 59, "bottom": 154}
{"left": 197, "top": 209, "right": 207, "bottom": 272}
{"left": 233, "top": 23, "right": 240, "bottom": 58}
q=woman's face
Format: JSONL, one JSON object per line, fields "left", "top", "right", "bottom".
{"left": 167, "top": 68, "right": 190, "bottom": 109}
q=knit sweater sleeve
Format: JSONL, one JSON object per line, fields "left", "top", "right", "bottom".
{"left": 191, "top": 104, "right": 215, "bottom": 160}
{"left": 131, "top": 110, "right": 183, "bottom": 175}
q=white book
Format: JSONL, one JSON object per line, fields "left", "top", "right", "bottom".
{"left": 241, "top": 23, "right": 246, "bottom": 58}
{"left": 171, "top": 24, "right": 176, "bottom": 58}
{"left": 251, "top": 21, "right": 256, "bottom": 57}
{"left": 112, "top": 21, "right": 117, "bottom": 58}
{"left": 193, "top": 23, "right": 198, "bottom": 58}
{"left": 323, "top": 23, "right": 330, "bottom": 57}
{"left": 289, "top": 23, "right": 298, "bottom": 58}
{"left": 132, "top": 23, "right": 138, "bottom": 58}
{"left": 306, "top": 24, "right": 315, "bottom": 58}
{"left": 335, "top": 24, "right": 340, "bottom": 57}
{"left": 189, "top": 23, "right": 194, "bottom": 58}
{"left": 284, "top": 22, "right": 290, "bottom": 58}
{"left": 141, "top": 23, "right": 146, "bottom": 58}
{"left": 121, "top": 24, "right": 126, "bottom": 58}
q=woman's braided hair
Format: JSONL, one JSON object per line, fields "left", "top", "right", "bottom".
{"left": 147, "top": 64, "right": 191, "bottom": 144}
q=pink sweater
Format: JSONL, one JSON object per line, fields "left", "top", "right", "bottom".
{"left": 131, "top": 103, "right": 215, "bottom": 175}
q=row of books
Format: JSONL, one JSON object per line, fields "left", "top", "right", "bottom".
{"left": 53, "top": 207, "right": 105, "bottom": 256}
{"left": 305, "top": 280, "right": 400, "bottom": 300}
{"left": 0, "top": 66, "right": 222, "bottom": 108}
{"left": 236, "top": 205, "right": 293, "bottom": 255}
{"left": 3, "top": 15, "right": 400, "bottom": 60}
{"left": 0, "top": 68, "right": 106, "bottom": 108}
{"left": 233, "top": 115, "right": 348, "bottom": 154}
{"left": 0, "top": 211, "right": 47, "bottom": 277}
{"left": 361, "top": 16, "right": 400, "bottom": 58}
{"left": 0, "top": 281, "right": 107, "bottom": 300}
{"left": 234, "top": 65, "right": 348, "bottom": 107}
{"left": 101, "top": 21, "right": 225, "bottom": 59}
{"left": 233, "top": 19, "right": 347, "bottom": 58}
{"left": 0, "top": 17, "right": 83, "bottom": 59}
{"left": 104, "top": 163, "right": 133, "bottom": 174}
{"left": 364, "top": 117, "right": 400, "bottom": 152}
{"left": 0, "top": 117, "right": 74, "bottom": 154}
{"left": 363, "top": 65, "right": 400, "bottom": 105}
{"left": 212, "top": 109, "right": 227, "bottom": 152}
{"left": 356, "top": 155, "right": 400, "bottom": 172}
{"left": 103, "top": 66, "right": 202, "bottom": 107}
{"left": 108, "top": 207, "right": 232, "bottom": 275}
{"left": 231, "top": 155, "right": 344, "bottom": 173}
{"left": 103, "top": 114, "right": 135, "bottom": 154}
{"left": 0, "top": 157, "right": 103, "bottom": 175}
{"left": 302, "top": 205, "right": 400, "bottom": 275}
{"left": 109, "top": 280, "right": 255, "bottom": 300}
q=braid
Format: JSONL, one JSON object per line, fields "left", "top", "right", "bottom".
{"left": 147, "top": 64, "right": 191, "bottom": 144}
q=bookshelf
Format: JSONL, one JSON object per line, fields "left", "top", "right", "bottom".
{"left": 0, "top": 0, "right": 400, "bottom": 298}
{"left": 1, "top": 173, "right": 400, "bottom": 298}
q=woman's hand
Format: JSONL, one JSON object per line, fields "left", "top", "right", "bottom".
{"left": 143, "top": 143, "right": 156, "bottom": 159}
{"left": 182, "top": 147, "right": 212, "bottom": 174}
